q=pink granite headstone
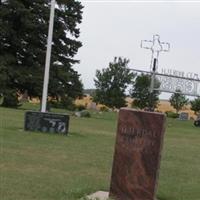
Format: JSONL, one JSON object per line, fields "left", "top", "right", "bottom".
{"left": 109, "top": 108, "right": 166, "bottom": 200}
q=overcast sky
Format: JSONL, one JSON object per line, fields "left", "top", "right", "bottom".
{"left": 74, "top": 0, "right": 200, "bottom": 98}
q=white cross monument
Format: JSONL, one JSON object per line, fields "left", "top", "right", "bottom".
{"left": 141, "top": 34, "right": 170, "bottom": 92}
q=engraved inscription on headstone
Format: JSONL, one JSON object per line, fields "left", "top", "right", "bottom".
{"left": 109, "top": 108, "right": 166, "bottom": 200}
{"left": 24, "top": 111, "right": 69, "bottom": 134}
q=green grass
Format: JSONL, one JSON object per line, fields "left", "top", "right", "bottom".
{"left": 0, "top": 105, "right": 200, "bottom": 200}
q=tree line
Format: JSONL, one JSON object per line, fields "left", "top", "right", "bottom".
{"left": 93, "top": 57, "right": 159, "bottom": 110}
{"left": 93, "top": 57, "right": 200, "bottom": 115}
{"left": 0, "top": 0, "right": 200, "bottom": 115}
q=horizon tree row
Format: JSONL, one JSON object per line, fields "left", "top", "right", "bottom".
{"left": 93, "top": 57, "right": 160, "bottom": 111}
{"left": 93, "top": 57, "right": 200, "bottom": 115}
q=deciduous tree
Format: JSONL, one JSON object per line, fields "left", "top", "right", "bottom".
{"left": 169, "top": 90, "right": 188, "bottom": 113}
{"left": 94, "top": 57, "right": 134, "bottom": 109}
{"left": 130, "top": 74, "right": 160, "bottom": 110}
{"left": 190, "top": 98, "right": 200, "bottom": 115}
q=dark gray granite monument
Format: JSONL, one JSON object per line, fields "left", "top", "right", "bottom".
{"left": 24, "top": 111, "right": 69, "bottom": 134}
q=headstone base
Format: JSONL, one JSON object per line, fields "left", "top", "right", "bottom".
{"left": 86, "top": 191, "right": 109, "bottom": 200}
{"left": 86, "top": 191, "right": 159, "bottom": 200}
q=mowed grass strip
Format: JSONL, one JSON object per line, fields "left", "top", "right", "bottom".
{"left": 0, "top": 106, "right": 200, "bottom": 200}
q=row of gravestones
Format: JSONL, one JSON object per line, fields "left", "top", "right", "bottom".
{"left": 24, "top": 108, "right": 166, "bottom": 200}
{"left": 24, "top": 111, "right": 189, "bottom": 135}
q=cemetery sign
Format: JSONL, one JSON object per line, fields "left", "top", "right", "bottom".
{"left": 131, "top": 68, "right": 200, "bottom": 97}
{"left": 155, "top": 69, "right": 200, "bottom": 97}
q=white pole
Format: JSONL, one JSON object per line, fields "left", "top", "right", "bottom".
{"left": 41, "top": 0, "right": 56, "bottom": 112}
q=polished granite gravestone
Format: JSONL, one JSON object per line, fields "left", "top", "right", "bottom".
{"left": 109, "top": 108, "right": 166, "bottom": 200}
{"left": 24, "top": 111, "right": 69, "bottom": 134}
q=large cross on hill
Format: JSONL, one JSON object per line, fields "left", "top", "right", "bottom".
{"left": 141, "top": 34, "right": 170, "bottom": 72}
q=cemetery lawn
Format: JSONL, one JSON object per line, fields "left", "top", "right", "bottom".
{"left": 0, "top": 105, "right": 200, "bottom": 200}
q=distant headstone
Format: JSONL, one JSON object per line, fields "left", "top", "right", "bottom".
{"left": 75, "top": 111, "right": 81, "bottom": 117}
{"left": 109, "top": 108, "right": 166, "bottom": 200}
{"left": 87, "top": 102, "right": 97, "bottom": 110}
{"left": 86, "top": 191, "right": 109, "bottom": 200}
{"left": 24, "top": 111, "right": 69, "bottom": 134}
{"left": 179, "top": 112, "right": 189, "bottom": 121}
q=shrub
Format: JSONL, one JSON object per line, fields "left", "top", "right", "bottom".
{"left": 165, "top": 111, "right": 179, "bottom": 118}
{"left": 50, "top": 96, "right": 76, "bottom": 111}
{"left": 76, "top": 104, "right": 86, "bottom": 111}
{"left": 99, "top": 105, "right": 109, "bottom": 112}
{"left": 49, "top": 100, "right": 60, "bottom": 108}
{"left": 80, "top": 110, "right": 91, "bottom": 118}
{"left": 66, "top": 103, "right": 76, "bottom": 111}
{"left": 1, "top": 90, "right": 21, "bottom": 108}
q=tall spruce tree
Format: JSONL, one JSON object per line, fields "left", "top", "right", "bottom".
{"left": 0, "top": 0, "right": 83, "bottom": 107}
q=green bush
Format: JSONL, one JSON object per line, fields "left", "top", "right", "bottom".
{"left": 49, "top": 100, "right": 60, "bottom": 108}
{"left": 165, "top": 111, "right": 179, "bottom": 118}
{"left": 50, "top": 97, "right": 76, "bottom": 111}
{"left": 0, "top": 94, "right": 3, "bottom": 104}
{"left": 80, "top": 110, "right": 91, "bottom": 118}
{"left": 76, "top": 104, "right": 86, "bottom": 111}
{"left": 1, "top": 90, "right": 21, "bottom": 108}
{"left": 99, "top": 105, "right": 109, "bottom": 112}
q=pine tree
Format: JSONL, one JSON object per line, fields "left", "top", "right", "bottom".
{"left": 0, "top": 0, "right": 83, "bottom": 106}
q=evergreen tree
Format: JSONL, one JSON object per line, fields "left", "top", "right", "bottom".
{"left": 190, "top": 98, "right": 200, "bottom": 115}
{"left": 130, "top": 74, "right": 160, "bottom": 110}
{"left": 169, "top": 90, "right": 188, "bottom": 113}
{"left": 94, "top": 57, "right": 134, "bottom": 109}
{"left": 0, "top": 0, "right": 83, "bottom": 106}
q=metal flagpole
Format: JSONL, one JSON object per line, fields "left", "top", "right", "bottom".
{"left": 41, "top": 0, "right": 56, "bottom": 112}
